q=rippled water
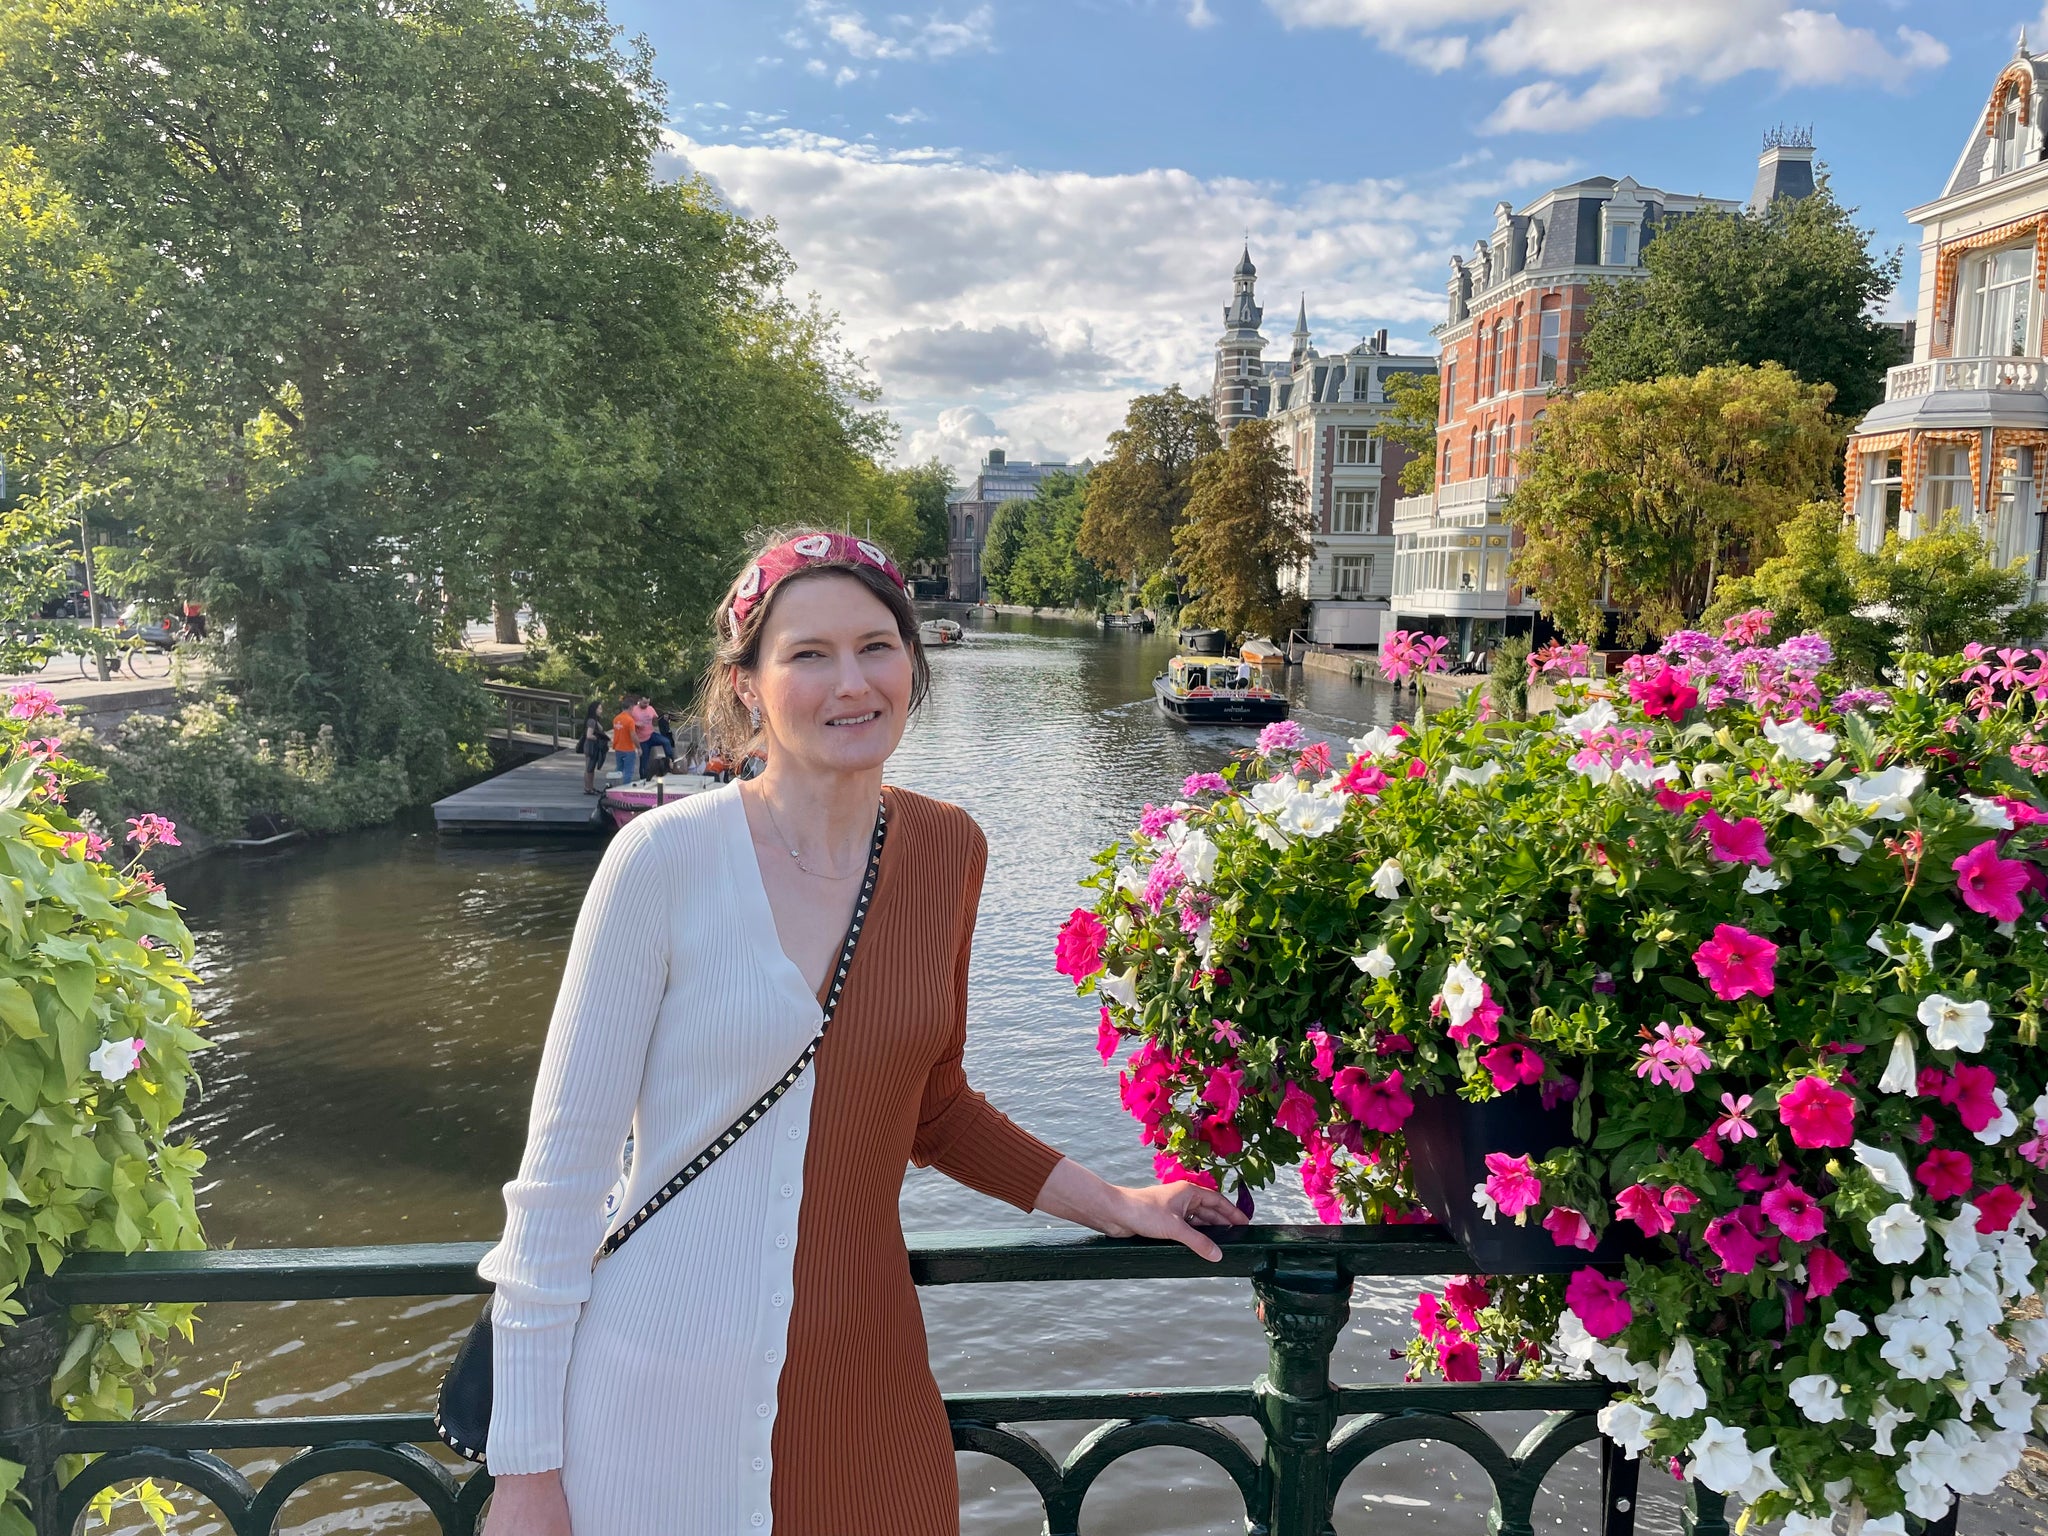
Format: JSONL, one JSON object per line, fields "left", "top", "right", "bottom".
{"left": 137, "top": 618, "right": 2032, "bottom": 1535}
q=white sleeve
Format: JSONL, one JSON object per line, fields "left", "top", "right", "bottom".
{"left": 478, "top": 816, "right": 675, "bottom": 1474}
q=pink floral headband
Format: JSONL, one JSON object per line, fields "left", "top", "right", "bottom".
{"left": 727, "top": 532, "right": 905, "bottom": 639}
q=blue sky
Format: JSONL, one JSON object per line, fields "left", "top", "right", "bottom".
{"left": 620, "top": 0, "right": 2047, "bottom": 474}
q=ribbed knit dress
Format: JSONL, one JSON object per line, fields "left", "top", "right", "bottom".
{"left": 480, "top": 782, "right": 1064, "bottom": 1534}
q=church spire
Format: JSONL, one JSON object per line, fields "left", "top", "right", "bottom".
{"left": 1290, "top": 294, "right": 1311, "bottom": 365}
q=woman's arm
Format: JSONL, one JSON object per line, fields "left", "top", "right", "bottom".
{"left": 1033, "top": 1157, "right": 1249, "bottom": 1261}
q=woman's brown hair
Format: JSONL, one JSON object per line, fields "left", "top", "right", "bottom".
{"left": 697, "top": 529, "right": 931, "bottom": 760}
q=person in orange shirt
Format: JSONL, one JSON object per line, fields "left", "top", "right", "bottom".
{"left": 609, "top": 699, "right": 640, "bottom": 783}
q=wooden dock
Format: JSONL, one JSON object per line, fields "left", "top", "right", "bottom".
{"left": 432, "top": 748, "right": 604, "bottom": 833}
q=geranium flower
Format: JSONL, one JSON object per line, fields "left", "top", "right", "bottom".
{"left": 1844, "top": 765, "right": 1924, "bottom": 821}
{"left": 124, "top": 814, "right": 180, "bottom": 851}
{"left": 1338, "top": 759, "right": 1389, "bottom": 796}
{"left": 1565, "top": 1267, "right": 1633, "bottom": 1338}
{"left": 1616, "top": 1183, "right": 1674, "bottom": 1236}
{"left": 1914, "top": 1148, "right": 1974, "bottom": 1201}
{"left": 1182, "top": 771, "right": 1229, "bottom": 797}
{"left": 7, "top": 685, "right": 61, "bottom": 721}
{"left": 1952, "top": 840, "right": 2029, "bottom": 923}
{"left": 1256, "top": 720, "right": 1305, "bottom": 755}
{"left": 1712, "top": 1091, "right": 1758, "bottom": 1143}
{"left": 1332, "top": 1066, "right": 1413, "bottom": 1132}
{"left": 1275, "top": 1081, "right": 1319, "bottom": 1140}
{"left": 1803, "top": 1246, "right": 1849, "bottom": 1298}
{"left": 1141, "top": 852, "right": 1185, "bottom": 912}
{"left": 1543, "top": 1206, "right": 1597, "bottom": 1249}
{"left": 1696, "top": 811, "right": 1771, "bottom": 866}
{"left": 1137, "top": 803, "right": 1184, "bottom": 839}
{"left": 1202, "top": 1063, "right": 1246, "bottom": 1121}
{"left": 1478, "top": 1152, "right": 1541, "bottom": 1219}
{"left": 1692, "top": 923, "right": 1778, "bottom": 1001}
{"left": 1777, "top": 1075, "right": 1856, "bottom": 1148}
{"left": 1056, "top": 909, "right": 1109, "bottom": 981}
{"left": 1293, "top": 742, "right": 1332, "bottom": 777}
{"left": 1917, "top": 993, "right": 1991, "bottom": 1053}
{"left": 1478, "top": 1041, "right": 1545, "bottom": 1091}
{"left": 1703, "top": 1211, "right": 1768, "bottom": 1273}
{"left": 1761, "top": 716, "right": 1836, "bottom": 764}
{"left": 1760, "top": 1182, "right": 1827, "bottom": 1241}
{"left": 1635, "top": 1020, "right": 1712, "bottom": 1091}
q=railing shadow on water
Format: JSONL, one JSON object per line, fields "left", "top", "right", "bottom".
{"left": 0, "top": 1224, "right": 1956, "bottom": 1536}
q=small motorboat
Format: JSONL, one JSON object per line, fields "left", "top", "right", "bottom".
{"left": 1098, "top": 611, "right": 1155, "bottom": 632}
{"left": 599, "top": 773, "right": 721, "bottom": 830}
{"left": 1177, "top": 627, "right": 1227, "bottom": 655}
{"left": 1154, "top": 652, "right": 1289, "bottom": 725}
{"left": 919, "top": 618, "right": 965, "bottom": 647}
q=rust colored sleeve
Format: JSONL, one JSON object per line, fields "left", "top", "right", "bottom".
{"left": 910, "top": 818, "right": 1065, "bottom": 1211}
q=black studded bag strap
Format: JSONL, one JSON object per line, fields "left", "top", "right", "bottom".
{"left": 593, "top": 796, "right": 888, "bottom": 1261}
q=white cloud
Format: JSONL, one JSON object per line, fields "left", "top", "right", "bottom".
{"left": 793, "top": 1, "right": 997, "bottom": 65}
{"left": 887, "top": 107, "right": 934, "bottom": 125}
{"left": 1262, "top": 0, "right": 1948, "bottom": 133}
{"left": 663, "top": 131, "right": 1568, "bottom": 474}
{"left": 1184, "top": 0, "right": 1219, "bottom": 25}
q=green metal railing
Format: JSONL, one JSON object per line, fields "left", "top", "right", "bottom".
{"left": 0, "top": 1224, "right": 1763, "bottom": 1535}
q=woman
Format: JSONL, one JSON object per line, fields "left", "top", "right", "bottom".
{"left": 576, "top": 701, "right": 606, "bottom": 796}
{"left": 480, "top": 530, "right": 1244, "bottom": 1536}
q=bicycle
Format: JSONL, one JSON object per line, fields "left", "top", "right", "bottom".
{"left": 75, "top": 628, "right": 172, "bottom": 681}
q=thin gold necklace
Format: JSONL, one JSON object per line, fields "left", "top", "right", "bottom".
{"left": 758, "top": 792, "right": 865, "bottom": 880}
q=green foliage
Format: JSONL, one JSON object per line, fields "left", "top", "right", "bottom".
{"left": 1509, "top": 364, "right": 1842, "bottom": 644}
{"left": 980, "top": 472, "right": 1110, "bottom": 610}
{"left": 1173, "top": 418, "right": 1311, "bottom": 643}
{"left": 1579, "top": 174, "right": 1905, "bottom": 420}
{"left": 1488, "top": 636, "right": 1530, "bottom": 719}
{"left": 1079, "top": 387, "right": 1220, "bottom": 584}
{"left": 892, "top": 459, "right": 957, "bottom": 568}
{"left": 1380, "top": 371, "right": 1440, "bottom": 496}
{"left": 1704, "top": 506, "right": 2048, "bottom": 680}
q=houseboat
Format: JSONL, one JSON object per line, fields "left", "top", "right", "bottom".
{"left": 1153, "top": 651, "right": 1289, "bottom": 725}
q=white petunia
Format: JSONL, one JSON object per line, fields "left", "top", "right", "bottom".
{"left": 1878, "top": 1030, "right": 1918, "bottom": 1094}
{"left": 1692, "top": 761, "right": 1727, "bottom": 787}
{"left": 2013, "top": 1317, "right": 2048, "bottom": 1369}
{"left": 1742, "top": 866, "right": 1785, "bottom": 894}
{"left": 1787, "top": 791, "right": 1819, "bottom": 817}
{"left": 1822, "top": 1312, "right": 1869, "bottom": 1350}
{"left": 1871, "top": 1398, "right": 1912, "bottom": 1456}
{"left": 1780, "top": 1514, "right": 1835, "bottom": 1536}
{"left": 1853, "top": 1141, "right": 1914, "bottom": 1198}
{"left": 1917, "top": 993, "right": 1992, "bottom": 1053}
{"left": 1438, "top": 959, "right": 1485, "bottom": 1025}
{"left": 1115, "top": 863, "right": 1146, "bottom": 897}
{"left": 1555, "top": 700, "right": 1618, "bottom": 735}
{"left": 1845, "top": 765, "right": 1926, "bottom": 821}
{"left": 1989, "top": 1377, "right": 2040, "bottom": 1433}
{"left": 1955, "top": 1326, "right": 2012, "bottom": 1392}
{"left": 88, "top": 1036, "right": 144, "bottom": 1083}
{"left": 1763, "top": 716, "right": 1837, "bottom": 764}
{"left": 1788, "top": 1372, "right": 1846, "bottom": 1424}
{"left": 1869, "top": 1202, "right": 1928, "bottom": 1265}
{"left": 1445, "top": 760, "right": 1502, "bottom": 791}
{"left": 1938, "top": 1210, "right": 1984, "bottom": 1273}
{"left": 1597, "top": 1399, "right": 1657, "bottom": 1457}
{"left": 1616, "top": 757, "right": 1662, "bottom": 789}
{"left": 1733, "top": 1446, "right": 1788, "bottom": 1506}
{"left": 1471, "top": 1180, "right": 1499, "bottom": 1222}
{"left": 1862, "top": 1515, "right": 1908, "bottom": 1536}
{"left": 1829, "top": 828, "right": 1876, "bottom": 864}
{"left": 1878, "top": 1315, "right": 1954, "bottom": 1380}
{"left": 1167, "top": 825, "right": 1218, "bottom": 885}
{"left": 1282, "top": 790, "right": 1345, "bottom": 839}
{"left": 1974, "top": 1087, "right": 2019, "bottom": 1145}
{"left": 1965, "top": 794, "right": 2015, "bottom": 829}
{"left": 1367, "top": 859, "right": 1405, "bottom": 900}
{"left": 1552, "top": 1309, "right": 1598, "bottom": 1371}
{"left": 1687, "top": 1417, "right": 1757, "bottom": 1495}
{"left": 1867, "top": 922, "right": 1956, "bottom": 966}
{"left": 1097, "top": 970, "right": 1140, "bottom": 1010}
{"left": 1352, "top": 946, "right": 1396, "bottom": 979}
{"left": 1651, "top": 1337, "right": 1708, "bottom": 1419}
{"left": 1349, "top": 727, "right": 1403, "bottom": 760}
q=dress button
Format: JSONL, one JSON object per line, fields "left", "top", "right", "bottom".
{"left": 772, "top": 1292, "right": 786, "bottom": 1307}
{"left": 776, "top": 1234, "right": 789, "bottom": 1249}
{"left": 786, "top": 1127, "right": 799, "bottom": 1139}
{"left": 765, "top": 1348, "right": 780, "bottom": 1364}
{"left": 753, "top": 1516, "right": 765, "bottom": 1528}
{"left": 752, "top": 1457, "right": 765, "bottom": 1471}
{"left": 757, "top": 1402, "right": 771, "bottom": 1418}
{"left": 780, "top": 1183, "right": 793, "bottom": 1197}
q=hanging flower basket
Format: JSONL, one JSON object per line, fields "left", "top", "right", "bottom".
{"left": 1060, "top": 619, "right": 2048, "bottom": 1535}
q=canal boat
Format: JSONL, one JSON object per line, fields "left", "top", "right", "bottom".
{"left": 598, "top": 773, "right": 722, "bottom": 830}
{"left": 1177, "top": 626, "right": 1227, "bottom": 655}
{"left": 1098, "top": 610, "right": 1154, "bottom": 632}
{"left": 1153, "top": 652, "right": 1289, "bottom": 725}
{"left": 918, "top": 618, "right": 965, "bottom": 647}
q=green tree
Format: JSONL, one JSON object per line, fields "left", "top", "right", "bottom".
{"left": 1079, "top": 386, "right": 1219, "bottom": 586}
{"left": 892, "top": 459, "right": 956, "bottom": 568}
{"left": 1578, "top": 175, "right": 1904, "bottom": 421}
{"left": 1704, "top": 504, "right": 2048, "bottom": 679}
{"left": 1173, "top": 418, "right": 1310, "bottom": 642}
{"left": 982, "top": 472, "right": 1108, "bottom": 609}
{"left": 1508, "top": 364, "right": 1841, "bottom": 644}
{"left": 1381, "top": 371, "right": 1440, "bottom": 495}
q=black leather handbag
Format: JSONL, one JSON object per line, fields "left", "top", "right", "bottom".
{"left": 435, "top": 802, "right": 888, "bottom": 1463}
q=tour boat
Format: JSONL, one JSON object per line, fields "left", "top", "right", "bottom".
{"left": 919, "top": 618, "right": 965, "bottom": 647}
{"left": 1153, "top": 652, "right": 1289, "bottom": 725}
{"left": 598, "top": 773, "right": 722, "bottom": 830}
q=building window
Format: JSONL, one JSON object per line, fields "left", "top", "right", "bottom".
{"left": 1442, "top": 443, "right": 1453, "bottom": 482}
{"left": 1994, "top": 99, "right": 2027, "bottom": 177}
{"left": 1864, "top": 453, "right": 1904, "bottom": 547}
{"left": 965, "top": 515, "right": 975, "bottom": 540}
{"left": 1923, "top": 447, "right": 1974, "bottom": 524}
{"left": 1538, "top": 308, "right": 1561, "bottom": 384}
{"left": 1483, "top": 534, "right": 1509, "bottom": 591}
{"left": 1354, "top": 369, "right": 1373, "bottom": 402}
{"left": 1467, "top": 428, "right": 1479, "bottom": 478}
{"left": 1336, "top": 428, "right": 1379, "bottom": 465}
{"left": 1964, "top": 246, "right": 2034, "bottom": 357}
{"left": 1333, "top": 487, "right": 1379, "bottom": 533}
{"left": 1334, "top": 555, "right": 1372, "bottom": 595}
{"left": 1444, "top": 362, "right": 1457, "bottom": 419}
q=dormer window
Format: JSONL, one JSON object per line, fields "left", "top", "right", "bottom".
{"left": 1994, "top": 97, "right": 2028, "bottom": 177}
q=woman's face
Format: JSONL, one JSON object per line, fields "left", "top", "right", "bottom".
{"left": 735, "top": 573, "right": 913, "bottom": 776}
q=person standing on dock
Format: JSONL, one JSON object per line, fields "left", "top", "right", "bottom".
{"left": 607, "top": 698, "right": 638, "bottom": 785}
{"left": 577, "top": 702, "right": 606, "bottom": 796}
{"left": 479, "top": 530, "right": 1245, "bottom": 1536}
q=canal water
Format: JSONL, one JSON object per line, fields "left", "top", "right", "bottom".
{"left": 139, "top": 618, "right": 1764, "bottom": 1533}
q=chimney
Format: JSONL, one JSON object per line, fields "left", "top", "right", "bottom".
{"left": 1374, "top": 328, "right": 1389, "bottom": 353}
{"left": 1749, "top": 125, "right": 1816, "bottom": 214}
{"left": 987, "top": 448, "right": 1006, "bottom": 466}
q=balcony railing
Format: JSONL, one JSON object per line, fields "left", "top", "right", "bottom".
{"left": 1437, "top": 474, "right": 1520, "bottom": 512}
{"left": 0, "top": 1225, "right": 1716, "bottom": 1536}
{"left": 1883, "top": 356, "right": 2048, "bottom": 401}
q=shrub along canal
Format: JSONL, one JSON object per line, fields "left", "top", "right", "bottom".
{"left": 144, "top": 617, "right": 2038, "bottom": 1535}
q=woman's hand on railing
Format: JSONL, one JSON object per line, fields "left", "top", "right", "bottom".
{"left": 482, "top": 1470, "right": 572, "bottom": 1536}
{"left": 1034, "top": 1158, "right": 1250, "bottom": 1262}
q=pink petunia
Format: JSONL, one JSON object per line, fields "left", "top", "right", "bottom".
{"left": 1056, "top": 909, "right": 1109, "bottom": 982}
{"left": 1949, "top": 1063, "right": 2000, "bottom": 1134}
{"left": 1201, "top": 1115, "right": 1244, "bottom": 1157}
{"left": 1914, "top": 1148, "right": 1974, "bottom": 1202}
{"left": 1953, "top": 840, "right": 2030, "bottom": 923}
{"left": 1339, "top": 759, "right": 1390, "bottom": 797}
{"left": 1616, "top": 1183, "right": 1674, "bottom": 1237}
{"left": 1976, "top": 1184, "right": 2027, "bottom": 1232}
{"left": 1663, "top": 1185, "right": 1697, "bottom": 1214}
{"left": 1443, "top": 1275, "right": 1490, "bottom": 1327}
{"left": 1482, "top": 1152, "right": 1542, "bottom": 1217}
{"left": 1696, "top": 811, "right": 1771, "bottom": 867}
{"left": 1412, "top": 1291, "right": 1446, "bottom": 1341}
{"left": 1446, "top": 985, "right": 1504, "bottom": 1047}
{"left": 1656, "top": 787, "right": 1714, "bottom": 814}
{"left": 1096, "top": 1006, "right": 1120, "bottom": 1063}
{"left": 1275, "top": 1081, "right": 1319, "bottom": 1140}
{"left": 1759, "top": 1182, "right": 1827, "bottom": 1242}
{"left": 1478, "top": 1041, "right": 1546, "bottom": 1092}
{"left": 1153, "top": 1151, "right": 1220, "bottom": 1191}
{"left": 1307, "top": 1028, "right": 1337, "bottom": 1081}
{"left": 1564, "top": 1267, "right": 1633, "bottom": 1338}
{"left": 1703, "top": 1211, "right": 1768, "bottom": 1274}
{"left": 1203, "top": 1063, "right": 1247, "bottom": 1121}
{"left": 1438, "top": 1338, "right": 1482, "bottom": 1382}
{"left": 1803, "top": 1246, "right": 1849, "bottom": 1299}
{"left": 1693, "top": 923, "right": 1778, "bottom": 1001}
{"left": 1332, "top": 1066, "right": 1414, "bottom": 1133}
{"left": 1544, "top": 1206, "right": 1598, "bottom": 1249}
{"left": 1301, "top": 1133, "right": 1343, "bottom": 1223}
{"left": 1777, "top": 1076, "right": 1856, "bottom": 1149}
{"left": 1629, "top": 664, "right": 1698, "bottom": 723}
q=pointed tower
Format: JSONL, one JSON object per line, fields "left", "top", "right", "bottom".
{"left": 1290, "top": 294, "right": 1312, "bottom": 369}
{"left": 1213, "top": 245, "right": 1269, "bottom": 435}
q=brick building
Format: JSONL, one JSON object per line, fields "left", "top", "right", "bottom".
{"left": 945, "top": 450, "right": 1079, "bottom": 600}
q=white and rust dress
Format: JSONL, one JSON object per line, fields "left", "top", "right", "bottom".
{"left": 480, "top": 783, "right": 1062, "bottom": 1535}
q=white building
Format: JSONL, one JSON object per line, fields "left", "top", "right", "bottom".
{"left": 1209, "top": 250, "right": 1436, "bottom": 647}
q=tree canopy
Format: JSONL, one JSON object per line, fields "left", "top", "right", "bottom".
{"left": 1507, "top": 363, "right": 1841, "bottom": 645}
{"left": 1173, "top": 417, "right": 1310, "bottom": 642}
{"left": 1381, "top": 371, "right": 1440, "bottom": 496}
{"left": 981, "top": 472, "right": 1109, "bottom": 610}
{"left": 1078, "top": 386, "right": 1219, "bottom": 585}
{"left": 1577, "top": 175, "right": 1904, "bottom": 421}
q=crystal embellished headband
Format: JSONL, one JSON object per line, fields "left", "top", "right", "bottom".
{"left": 727, "top": 532, "right": 905, "bottom": 639}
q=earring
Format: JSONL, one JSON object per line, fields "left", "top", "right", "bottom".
{"left": 749, "top": 703, "right": 762, "bottom": 731}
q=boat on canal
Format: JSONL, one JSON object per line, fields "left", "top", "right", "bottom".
{"left": 1153, "top": 650, "right": 1289, "bottom": 725}
{"left": 598, "top": 772, "right": 722, "bottom": 829}
{"left": 919, "top": 617, "right": 965, "bottom": 647}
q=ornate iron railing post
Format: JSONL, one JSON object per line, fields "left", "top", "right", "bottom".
{"left": 1252, "top": 1251, "right": 1350, "bottom": 1536}
{"left": 0, "top": 1283, "right": 69, "bottom": 1536}
{"left": 1684, "top": 1483, "right": 1729, "bottom": 1536}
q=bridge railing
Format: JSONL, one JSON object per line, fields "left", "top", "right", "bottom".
{"left": 0, "top": 1225, "right": 1742, "bottom": 1535}
{"left": 478, "top": 683, "right": 582, "bottom": 751}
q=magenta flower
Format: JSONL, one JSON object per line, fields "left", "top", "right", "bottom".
{"left": 1564, "top": 1267, "right": 1632, "bottom": 1339}
{"left": 1412, "top": 1291, "right": 1446, "bottom": 1341}
{"left": 1953, "top": 840, "right": 2029, "bottom": 923}
{"left": 1712, "top": 1092, "right": 1759, "bottom": 1143}
{"left": 1332, "top": 1066, "right": 1414, "bottom": 1132}
{"left": 1338, "top": 759, "right": 1389, "bottom": 796}
{"left": 1759, "top": 1182, "right": 1826, "bottom": 1242}
{"left": 7, "top": 685, "right": 61, "bottom": 721}
{"left": 1478, "top": 1041, "right": 1546, "bottom": 1092}
{"left": 1055, "top": 909, "right": 1108, "bottom": 982}
{"left": 1210, "top": 1018, "right": 1244, "bottom": 1049}
{"left": 1153, "top": 1150, "right": 1220, "bottom": 1191}
{"left": 1137, "top": 803, "right": 1183, "bottom": 839}
{"left": 1949, "top": 1063, "right": 2000, "bottom": 1133}
{"left": 1482, "top": 1152, "right": 1542, "bottom": 1218}
{"left": 1301, "top": 1134, "right": 1343, "bottom": 1223}
{"left": 1655, "top": 787, "right": 1714, "bottom": 814}
{"left": 1696, "top": 811, "right": 1771, "bottom": 867}
{"left": 1443, "top": 1274, "right": 1490, "bottom": 1329}
{"left": 1142, "top": 852, "right": 1185, "bottom": 913}
{"left": 1976, "top": 1184, "right": 2026, "bottom": 1231}
{"left": 1663, "top": 1184, "right": 1697, "bottom": 1214}
{"left": 1201, "top": 1114, "right": 1244, "bottom": 1157}
{"left": 1446, "top": 984, "right": 1504, "bottom": 1047}
{"left": 1703, "top": 1211, "right": 1768, "bottom": 1274}
{"left": 1914, "top": 1148, "right": 1974, "bottom": 1201}
{"left": 1275, "top": 1081, "right": 1319, "bottom": 1140}
{"left": 1202, "top": 1063, "right": 1246, "bottom": 1121}
{"left": 1628, "top": 664, "right": 1698, "bottom": 722}
{"left": 1692, "top": 923, "right": 1778, "bottom": 1001}
{"left": 1307, "top": 1027, "right": 1336, "bottom": 1081}
{"left": 1438, "top": 1337, "right": 1481, "bottom": 1381}
{"left": 1615, "top": 1183, "right": 1674, "bottom": 1237}
{"left": 1256, "top": 720, "right": 1305, "bottom": 755}
{"left": 1803, "top": 1246, "right": 1848, "bottom": 1298}
{"left": 1183, "top": 772, "right": 1229, "bottom": 797}
{"left": 125, "top": 814, "right": 180, "bottom": 850}
{"left": 1777, "top": 1075, "right": 1856, "bottom": 1149}
{"left": 1544, "top": 1206, "right": 1598, "bottom": 1250}
{"left": 1095, "top": 1006, "right": 1119, "bottom": 1063}
{"left": 1634, "top": 1021, "right": 1712, "bottom": 1092}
